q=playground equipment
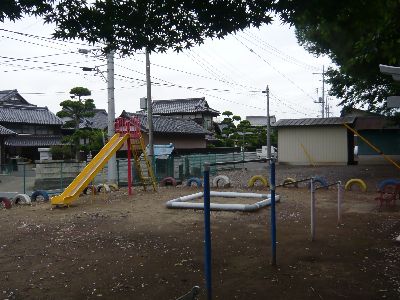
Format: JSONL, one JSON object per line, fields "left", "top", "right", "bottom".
{"left": 377, "top": 178, "right": 400, "bottom": 191}
{"left": 375, "top": 183, "right": 400, "bottom": 210}
{"left": 160, "top": 177, "right": 177, "bottom": 187}
{"left": 12, "top": 194, "right": 31, "bottom": 205}
{"left": 281, "top": 177, "right": 298, "bottom": 188}
{"left": 310, "top": 178, "right": 344, "bottom": 241}
{"left": 345, "top": 179, "right": 367, "bottom": 192}
{"left": 307, "top": 176, "right": 328, "bottom": 189}
{"left": 212, "top": 175, "right": 230, "bottom": 188}
{"left": 31, "top": 190, "right": 49, "bottom": 202}
{"left": 0, "top": 197, "right": 12, "bottom": 209}
{"left": 277, "top": 177, "right": 313, "bottom": 188}
{"left": 166, "top": 191, "right": 279, "bottom": 211}
{"left": 247, "top": 175, "right": 269, "bottom": 187}
{"left": 51, "top": 116, "right": 156, "bottom": 206}
{"left": 200, "top": 157, "right": 275, "bottom": 300}
{"left": 187, "top": 177, "right": 202, "bottom": 187}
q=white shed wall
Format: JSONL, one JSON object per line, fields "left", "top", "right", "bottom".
{"left": 278, "top": 126, "right": 348, "bottom": 165}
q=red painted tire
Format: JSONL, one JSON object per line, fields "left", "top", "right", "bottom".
{"left": 160, "top": 177, "right": 177, "bottom": 187}
{"left": 0, "top": 197, "right": 12, "bottom": 209}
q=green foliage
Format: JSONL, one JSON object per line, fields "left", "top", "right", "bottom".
{"left": 50, "top": 145, "right": 74, "bottom": 160}
{"left": 276, "top": 0, "right": 400, "bottom": 113}
{"left": 0, "top": 1, "right": 275, "bottom": 54}
{"left": 70, "top": 87, "right": 91, "bottom": 101}
{"left": 56, "top": 87, "right": 96, "bottom": 130}
{"left": 216, "top": 113, "right": 275, "bottom": 149}
{"left": 63, "top": 129, "right": 105, "bottom": 153}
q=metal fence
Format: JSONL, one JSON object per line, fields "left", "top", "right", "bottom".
{"left": 0, "top": 151, "right": 258, "bottom": 196}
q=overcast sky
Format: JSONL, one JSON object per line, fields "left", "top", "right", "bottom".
{"left": 1, "top": 16, "right": 338, "bottom": 121}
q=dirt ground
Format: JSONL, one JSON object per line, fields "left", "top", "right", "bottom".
{"left": 1, "top": 164, "right": 400, "bottom": 300}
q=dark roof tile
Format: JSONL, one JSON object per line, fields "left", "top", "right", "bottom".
{"left": 150, "top": 98, "right": 220, "bottom": 116}
{"left": 0, "top": 106, "right": 63, "bottom": 125}
{"left": 121, "top": 111, "right": 209, "bottom": 135}
{"left": 0, "top": 125, "right": 16, "bottom": 136}
{"left": 79, "top": 109, "right": 108, "bottom": 130}
{"left": 5, "top": 135, "right": 63, "bottom": 147}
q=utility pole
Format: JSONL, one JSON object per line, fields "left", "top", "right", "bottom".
{"left": 262, "top": 85, "right": 271, "bottom": 159}
{"left": 145, "top": 48, "right": 154, "bottom": 162}
{"left": 107, "top": 50, "right": 117, "bottom": 184}
{"left": 325, "top": 97, "right": 330, "bottom": 117}
{"left": 313, "top": 65, "right": 325, "bottom": 118}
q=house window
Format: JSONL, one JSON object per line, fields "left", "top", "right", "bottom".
{"left": 35, "top": 126, "right": 54, "bottom": 135}
{"left": 22, "top": 125, "right": 35, "bottom": 134}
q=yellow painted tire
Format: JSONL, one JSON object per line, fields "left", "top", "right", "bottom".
{"left": 282, "top": 177, "right": 298, "bottom": 188}
{"left": 248, "top": 175, "right": 269, "bottom": 188}
{"left": 345, "top": 179, "right": 367, "bottom": 192}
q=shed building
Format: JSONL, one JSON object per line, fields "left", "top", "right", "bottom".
{"left": 273, "top": 117, "right": 356, "bottom": 165}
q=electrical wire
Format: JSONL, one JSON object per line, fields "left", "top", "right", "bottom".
{"left": 242, "top": 31, "right": 320, "bottom": 72}
{"left": 0, "top": 28, "right": 97, "bottom": 48}
{"left": 234, "top": 35, "right": 317, "bottom": 102}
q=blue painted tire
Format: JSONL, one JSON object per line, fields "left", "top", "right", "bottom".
{"left": 307, "top": 176, "right": 329, "bottom": 189}
{"left": 31, "top": 190, "right": 50, "bottom": 202}
{"left": 187, "top": 177, "right": 202, "bottom": 187}
{"left": 378, "top": 179, "right": 400, "bottom": 191}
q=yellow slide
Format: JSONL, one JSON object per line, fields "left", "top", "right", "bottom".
{"left": 51, "top": 133, "right": 129, "bottom": 206}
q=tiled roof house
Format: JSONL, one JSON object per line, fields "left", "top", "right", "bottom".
{"left": 121, "top": 111, "right": 210, "bottom": 149}
{"left": 140, "top": 97, "right": 220, "bottom": 131}
{"left": 0, "top": 89, "right": 64, "bottom": 164}
{"left": 79, "top": 109, "right": 108, "bottom": 130}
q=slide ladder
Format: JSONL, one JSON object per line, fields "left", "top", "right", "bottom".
{"left": 130, "top": 129, "right": 157, "bottom": 192}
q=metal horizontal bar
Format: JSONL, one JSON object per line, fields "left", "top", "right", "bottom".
{"left": 205, "top": 158, "right": 270, "bottom": 167}
{"left": 315, "top": 182, "right": 339, "bottom": 190}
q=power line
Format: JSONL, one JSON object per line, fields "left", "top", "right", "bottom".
{"left": 234, "top": 35, "right": 317, "bottom": 102}
{"left": 242, "top": 31, "right": 320, "bottom": 71}
{"left": 0, "top": 28, "right": 97, "bottom": 48}
{"left": 0, "top": 55, "right": 103, "bottom": 70}
{"left": 115, "top": 64, "right": 262, "bottom": 95}
{"left": 125, "top": 57, "right": 260, "bottom": 93}
{"left": 0, "top": 34, "right": 69, "bottom": 51}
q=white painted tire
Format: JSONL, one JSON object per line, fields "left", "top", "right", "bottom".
{"left": 12, "top": 194, "right": 31, "bottom": 205}
{"left": 97, "top": 184, "right": 111, "bottom": 193}
{"left": 108, "top": 184, "right": 119, "bottom": 191}
{"left": 212, "top": 175, "right": 231, "bottom": 188}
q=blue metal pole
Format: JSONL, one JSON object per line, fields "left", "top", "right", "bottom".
{"left": 203, "top": 162, "right": 212, "bottom": 300}
{"left": 270, "top": 159, "right": 277, "bottom": 266}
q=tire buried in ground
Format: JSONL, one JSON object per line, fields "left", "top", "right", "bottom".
{"left": 160, "top": 177, "right": 177, "bottom": 187}
{"left": 248, "top": 175, "right": 269, "bottom": 188}
{"left": 12, "top": 194, "right": 31, "bottom": 205}
{"left": 0, "top": 197, "right": 12, "bottom": 209}
{"left": 31, "top": 190, "right": 50, "bottom": 202}
{"left": 212, "top": 175, "right": 231, "bottom": 188}
{"left": 187, "top": 177, "right": 202, "bottom": 187}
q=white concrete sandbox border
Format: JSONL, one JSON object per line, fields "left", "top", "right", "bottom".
{"left": 166, "top": 191, "right": 280, "bottom": 212}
